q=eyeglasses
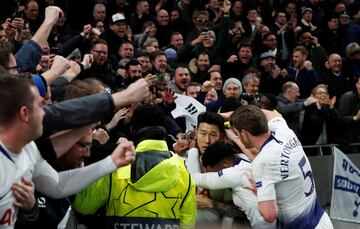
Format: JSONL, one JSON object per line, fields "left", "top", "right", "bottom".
{"left": 5, "top": 65, "right": 21, "bottom": 73}
{"left": 76, "top": 142, "right": 92, "bottom": 149}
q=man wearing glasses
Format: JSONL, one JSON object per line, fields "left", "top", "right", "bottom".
{"left": 79, "top": 39, "right": 117, "bottom": 91}
{"left": 16, "top": 128, "right": 96, "bottom": 229}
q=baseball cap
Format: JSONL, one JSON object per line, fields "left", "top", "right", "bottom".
{"left": 111, "top": 13, "right": 126, "bottom": 24}
{"left": 260, "top": 51, "right": 276, "bottom": 60}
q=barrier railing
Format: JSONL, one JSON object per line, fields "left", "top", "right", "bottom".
{"left": 302, "top": 143, "right": 360, "bottom": 156}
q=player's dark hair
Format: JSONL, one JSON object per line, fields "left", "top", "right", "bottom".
{"left": 202, "top": 142, "right": 236, "bottom": 167}
{"left": 197, "top": 112, "right": 225, "bottom": 134}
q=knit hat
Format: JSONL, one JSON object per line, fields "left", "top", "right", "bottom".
{"left": 164, "top": 48, "right": 178, "bottom": 60}
{"left": 301, "top": 7, "right": 313, "bottom": 16}
{"left": 346, "top": 42, "right": 360, "bottom": 57}
{"left": 222, "top": 78, "right": 243, "bottom": 94}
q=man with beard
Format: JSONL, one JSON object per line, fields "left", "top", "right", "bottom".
{"left": 117, "top": 60, "right": 143, "bottom": 89}
{"left": 80, "top": 39, "right": 117, "bottom": 91}
{"left": 258, "top": 51, "right": 289, "bottom": 96}
{"left": 287, "top": 46, "right": 318, "bottom": 99}
{"left": 189, "top": 52, "right": 211, "bottom": 84}
{"left": 168, "top": 65, "right": 191, "bottom": 94}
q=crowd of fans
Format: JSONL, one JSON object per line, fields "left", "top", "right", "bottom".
{"left": 0, "top": 0, "right": 359, "bottom": 228}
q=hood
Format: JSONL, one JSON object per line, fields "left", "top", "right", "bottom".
{"left": 116, "top": 140, "right": 180, "bottom": 193}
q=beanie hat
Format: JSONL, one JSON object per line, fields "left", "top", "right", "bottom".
{"left": 222, "top": 78, "right": 243, "bottom": 94}
{"left": 164, "top": 48, "right": 178, "bottom": 60}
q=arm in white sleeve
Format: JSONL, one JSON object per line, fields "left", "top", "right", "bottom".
{"left": 32, "top": 155, "right": 116, "bottom": 199}
{"left": 186, "top": 148, "right": 248, "bottom": 190}
{"left": 193, "top": 166, "right": 248, "bottom": 190}
{"left": 185, "top": 148, "right": 202, "bottom": 174}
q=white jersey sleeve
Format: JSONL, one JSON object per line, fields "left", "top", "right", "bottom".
{"left": 33, "top": 153, "right": 117, "bottom": 199}
{"left": 252, "top": 139, "right": 282, "bottom": 202}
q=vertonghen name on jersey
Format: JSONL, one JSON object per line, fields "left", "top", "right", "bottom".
{"left": 280, "top": 137, "right": 302, "bottom": 180}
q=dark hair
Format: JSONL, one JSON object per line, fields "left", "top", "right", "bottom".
{"left": 231, "top": 105, "right": 268, "bottom": 136}
{"left": 150, "top": 50, "right": 166, "bottom": 62}
{"left": 119, "top": 40, "right": 134, "bottom": 50}
{"left": 0, "top": 74, "right": 34, "bottom": 124}
{"left": 125, "top": 59, "right": 141, "bottom": 70}
{"left": 90, "top": 39, "right": 108, "bottom": 49}
{"left": 202, "top": 142, "right": 236, "bottom": 167}
{"left": 220, "top": 97, "right": 242, "bottom": 113}
{"left": 261, "top": 93, "right": 278, "bottom": 110}
{"left": 0, "top": 41, "right": 14, "bottom": 69}
{"left": 171, "top": 31, "right": 182, "bottom": 38}
{"left": 197, "top": 112, "right": 225, "bottom": 134}
{"left": 130, "top": 104, "right": 166, "bottom": 132}
{"left": 263, "top": 32, "right": 277, "bottom": 41}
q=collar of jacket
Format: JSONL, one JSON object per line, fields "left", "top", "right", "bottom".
{"left": 136, "top": 139, "right": 169, "bottom": 154}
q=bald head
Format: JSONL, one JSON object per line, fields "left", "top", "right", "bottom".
{"left": 157, "top": 9, "right": 169, "bottom": 26}
{"left": 282, "top": 82, "right": 299, "bottom": 102}
{"left": 327, "top": 53, "right": 342, "bottom": 73}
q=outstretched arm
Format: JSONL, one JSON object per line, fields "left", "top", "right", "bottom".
{"left": 32, "top": 140, "right": 135, "bottom": 199}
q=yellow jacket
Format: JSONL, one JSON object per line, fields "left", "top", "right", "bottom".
{"left": 73, "top": 140, "right": 197, "bottom": 228}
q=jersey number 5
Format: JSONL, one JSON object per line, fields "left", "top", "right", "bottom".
{"left": 298, "top": 156, "right": 314, "bottom": 197}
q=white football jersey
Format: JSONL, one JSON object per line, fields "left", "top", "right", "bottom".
{"left": 252, "top": 117, "right": 330, "bottom": 228}
{"left": 0, "top": 141, "right": 41, "bottom": 228}
{"left": 192, "top": 153, "right": 276, "bottom": 229}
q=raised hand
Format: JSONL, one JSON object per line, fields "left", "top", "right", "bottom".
{"left": 44, "top": 6, "right": 63, "bottom": 26}
{"left": 111, "top": 139, "right": 136, "bottom": 167}
{"left": 81, "top": 54, "right": 94, "bottom": 70}
{"left": 92, "top": 128, "right": 110, "bottom": 144}
{"left": 50, "top": 55, "right": 71, "bottom": 76}
{"left": 125, "top": 78, "right": 150, "bottom": 103}
{"left": 159, "top": 88, "right": 177, "bottom": 105}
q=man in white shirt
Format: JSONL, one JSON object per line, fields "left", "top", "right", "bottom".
{"left": 230, "top": 105, "right": 333, "bottom": 228}
{"left": 0, "top": 75, "right": 148, "bottom": 228}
